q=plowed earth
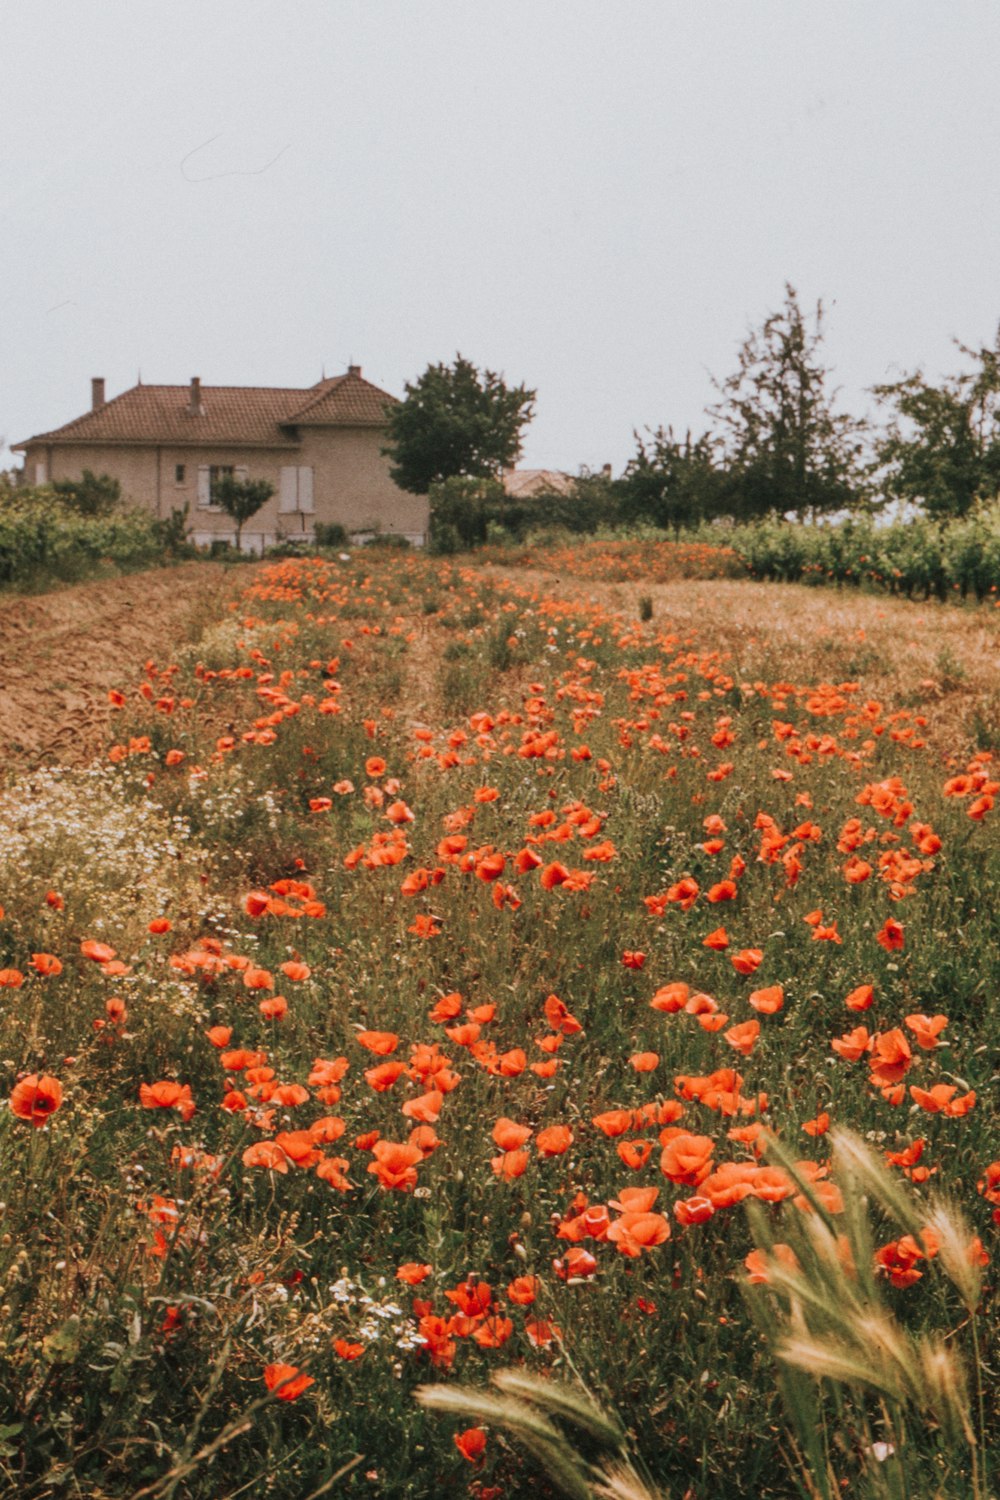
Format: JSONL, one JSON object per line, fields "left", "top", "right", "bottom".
{"left": 0, "top": 563, "right": 229, "bottom": 775}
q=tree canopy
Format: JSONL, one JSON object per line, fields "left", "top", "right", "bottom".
{"left": 872, "top": 327, "right": 1000, "bottom": 518}
{"left": 708, "top": 283, "right": 866, "bottom": 520}
{"left": 211, "top": 473, "right": 275, "bottom": 550}
{"left": 382, "top": 355, "right": 536, "bottom": 495}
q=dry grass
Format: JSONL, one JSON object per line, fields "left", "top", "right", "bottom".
{"left": 486, "top": 566, "right": 1000, "bottom": 756}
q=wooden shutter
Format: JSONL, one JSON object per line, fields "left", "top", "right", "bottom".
{"left": 197, "top": 465, "right": 212, "bottom": 508}
{"left": 279, "top": 466, "right": 298, "bottom": 512}
{"left": 297, "top": 467, "right": 314, "bottom": 513}
{"left": 234, "top": 465, "right": 248, "bottom": 482}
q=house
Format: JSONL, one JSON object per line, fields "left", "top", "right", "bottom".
{"left": 12, "top": 367, "right": 429, "bottom": 551}
{"left": 502, "top": 467, "right": 574, "bottom": 500}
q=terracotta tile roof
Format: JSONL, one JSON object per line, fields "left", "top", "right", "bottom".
{"left": 287, "top": 374, "right": 397, "bottom": 426}
{"left": 14, "top": 369, "right": 398, "bottom": 449}
{"left": 503, "top": 468, "right": 574, "bottom": 499}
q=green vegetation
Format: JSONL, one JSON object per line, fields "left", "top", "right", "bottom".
{"left": 0, "top": 486, "right": 189, "bottom": 590}
{"left": 0, "top": 549, "right": 995, "bottom": 1497}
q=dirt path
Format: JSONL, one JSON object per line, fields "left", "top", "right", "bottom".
{"left": 0, "top": 563, "right": 232, "bottom": 774}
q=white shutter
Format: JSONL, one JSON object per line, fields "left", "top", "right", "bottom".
{"left": 234, "top": 465, "right": 248, "bottom": 482}
{"left": 297, "top": 466, "right": 314, "bottom": 513}
{"left": 279, "top": 466, "right": 298, "bottom": 513}
{"left": 197, "top": 465, "right": 212, "bottom": 509}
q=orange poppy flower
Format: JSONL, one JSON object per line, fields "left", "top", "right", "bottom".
{"left": 660, "top": 1132, "right": 715, "bottom": 1185}
{"left": 80, "top": 940, "right": 115, "bottom": 964}
{"left": 724, "top": 1020, "right": 760, "bottom": 1056}
{"left": 454, "top": 1428, "right": 486, "bottom": 1463}
{"left": 30, "top": 953, "right": 62, "bottom": 977}
{"left": 629, "top": 1051, "right": 660, "bottom": 1072}
{"left": 259, "top": 995, "right": 288, "bottom": 1020}
{"left": 492, "top": 1118, "right": 532, "bottom": 1151}
{"left": 731, "top": 948, "right": 764, "bottom": 976}
{"left": 868, "top": 1029, "right": 912, "bottom": 1086}
{"left": 315, "top": 1156, "right": 353, "bottom": 1191}
{"left": 674, "top": 1195, "right": 715, "bottom": 1226}
{"left": 356, "top": 1031, "right": 400, "bottom": 1055}
{"left": 831, "top": 1025, "right": 873, "bottom": 1062}
{"left": 242, "top": 966, "right": 274, "bottom": 991}
{"left": 205, "top": 1026, "right": 232, "bottom": 1047}
{"left": 748, "top": 984, "right": 784, "bottom": 1014}
{"left": 507, "top": 1275, "right": 538, "bottom": 1305}
{"left": 876, "top": 918, "right": 905, "bottom": 952}
{"left": 592, "top": 1109, "right": 634, "bottom": 1137}
{"left": 650, "top": 981, "right": 689, "bottom": 1013}
{"left": 707, "top": 880, "right": 737, "bottom": 903}
{"left": 844, "top": 984, "right": 874, "bottom": 1012}
{"left": 536, "top": 1124, "right": 573, "bottom": 1157}
{"left": 367, "top": 1140, "right": 423, "bottom": 1191}
{"left": 263, "top": 1363, "right": 313, "bottom": 1401}
{"left": 702, "top": 927, "right": 729, "bottom": 950}
{"left": 802, "top": 1111, "right": 831, "bottom": 1137}
{"left": 401, "top": 1089, "right": 443, "bottom": 1124}
{"left": 396, "top": 1262, "right": 432, "bottom": 1285}
{"left": 242, "top": 1141, "right": 290, "bottom": 1172}
{"left": 904, "top": 1014, "right": 948, "bottom": 1050}
{"left": 139, "top": 1081, "right": 195, "bottom": 1121}
{"left": 10, "top": 1073, "right": 63, "bottom": 1127}
{"left": 491, "top": 1148, "right": 530, "bottom": 1181}
{"left": 358, "top": 1060, "right": 405, "bottom": 1098}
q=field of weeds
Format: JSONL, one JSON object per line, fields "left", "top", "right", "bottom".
{"left": 0, "top": 539, "right": 996, "bottom": 1500}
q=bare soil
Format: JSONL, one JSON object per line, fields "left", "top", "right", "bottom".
{"left": 0, "top": 563, "right": 231, "bottom": 775}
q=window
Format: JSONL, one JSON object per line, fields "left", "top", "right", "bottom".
{"left": 196, "top": 464, "right": 242, "bottom": 510}
{"left": 278, "top": 466, "right": 315, "bottom": 515}
{"left": 175, "top": 464, "right": 186, "bottom": 484}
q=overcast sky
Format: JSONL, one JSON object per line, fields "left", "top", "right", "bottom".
{"left": 4, "top": 0, "right": 1000, "bottom": 474}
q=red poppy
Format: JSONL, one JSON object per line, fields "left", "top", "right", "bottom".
{"left": 263, "top": 1363, "right": 314, "bottom": 1401}
{"left": 454, "top": 1428, "right": 486, "bottom": 1463}
{"left": 10, "top": 1073, "right": 63, "bottom": 1127}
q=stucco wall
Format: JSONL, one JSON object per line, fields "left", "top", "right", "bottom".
{"left": 19, "top": 428, "right": 429, "bottom": 546}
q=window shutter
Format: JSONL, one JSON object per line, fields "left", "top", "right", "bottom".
{"left": 297, "top": 467, "right": 314, "bottom": 513}
{"left": 197, "top": 465, "right": 212, "bottom": 508}
{"left": 279, "top": 466, "right": 298, "bottom": 513}
{"left": 234, "top": 465, "right": 248, "bottom": 482}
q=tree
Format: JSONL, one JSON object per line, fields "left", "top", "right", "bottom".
{"left": 620, "top": 427, "right": 721, "bottom": 534}
{"left": 50, "top": 469, "right": 121, "bottom": 516}
{"left": 708, "top": 284, "right": 866, "bottom": 520}
{"left": 872, "top": 327, "right": 1000, "bottom": 518}
{"left": 382, "top": 354, "right": 536, "bottom": 494}
{"left": 211, "top": 473, "right": 275, "bottom": 551}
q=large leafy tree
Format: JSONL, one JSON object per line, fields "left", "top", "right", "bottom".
{"left": 709, "top": 283, "right": 866, "bottom": 520}
{"left": 620, "top": 426, "right": 721, "bottom": 534}
{"left": 872, "top": 327, "right": 1000, "bottom": 518}
{"left": 382, "top": 355, "right": 536, "bottom": 494}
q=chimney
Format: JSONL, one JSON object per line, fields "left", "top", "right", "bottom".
{"left": 91, "top": 377, "right": 105, "bottom": 410}
{"left": 347, "top": 364, "right": 362, "bottom": 378}
{"left": 602, "top": 463, "right": 612, "bottom": 479}
{"left": 188, "top": 376, "right": 202, "bottom": 415}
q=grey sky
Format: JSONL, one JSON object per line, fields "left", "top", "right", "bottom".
{"left": 4, "top": 0, "right": 1000, "bottom": 475}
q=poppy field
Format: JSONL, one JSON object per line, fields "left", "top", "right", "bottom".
{"left": 0, "top": 542, "right": 997, "bottom": 1499}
